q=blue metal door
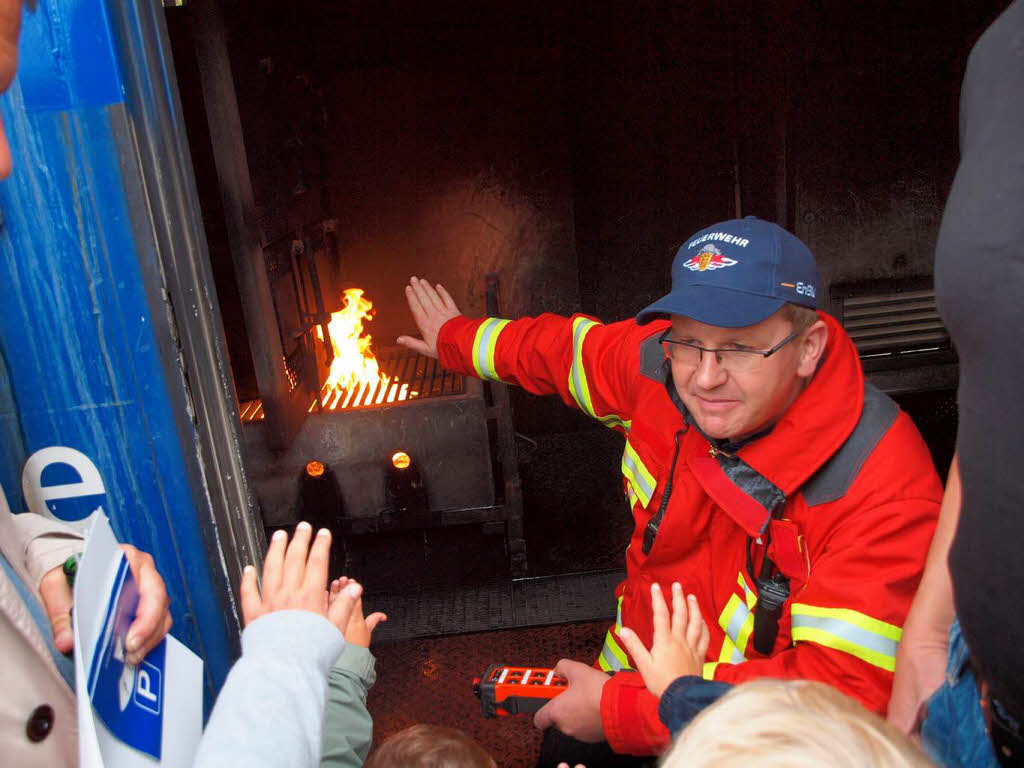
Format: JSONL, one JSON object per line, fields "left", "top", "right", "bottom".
{"left": 0, "top": 0, "right": 264, "bottom": 708}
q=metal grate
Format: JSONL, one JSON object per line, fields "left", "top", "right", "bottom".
{"left": 839, "top": 287, "right": 951, "bottom": 362}
{"left": 239, "top": 348, "right": 464, "bottom": 423}
{"left": 239, "top": 399, "right": 265, "bottom": 422}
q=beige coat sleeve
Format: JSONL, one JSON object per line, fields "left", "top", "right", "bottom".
{"left": 0, "top": 486, "right": 80, "bottom": 766}
{"left": 0, "top": 485, "right": 84, "bottom": 593}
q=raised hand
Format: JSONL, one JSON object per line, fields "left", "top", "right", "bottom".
{"left": 329, "top": 576, "right": 387, "bottom": 647}
{"left": 241, "top": 522, "right": 361, "bottom": 633}
{"left": 618, "top": 582, "right": 710, "bottom": 698}
{"left": 396, "top": 276, "right": 462, "bottom": 359}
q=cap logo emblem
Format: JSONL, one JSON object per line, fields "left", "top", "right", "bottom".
{"left": 683, "top": 244, "right": 738, "bottom": 272}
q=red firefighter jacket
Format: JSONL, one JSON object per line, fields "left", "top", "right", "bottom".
{"left": 436, "top": 311, "right": 941, "bottom": 755}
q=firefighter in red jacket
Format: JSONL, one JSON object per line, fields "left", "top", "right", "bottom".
{"left": 398, "top": 217, "right": 941, "bottom": 761}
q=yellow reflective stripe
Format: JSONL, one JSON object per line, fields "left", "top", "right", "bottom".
{"left": 716, "top": 592, "right": 750, "bottom": 662}
{"left": 718, "top": 593, "right": 740, "bottom": 630}
{"left": 717, "top": 634, "right": 745, "bottom": 664}
{"left": 621, "top": 440, "right": 656, "bottom": 509}
{"left": 626, "top": 484, "right": 639, "bottom": 509}
{"left": 599, "top": 629, "right": 631, "bottom": 671}
{"left": 568, "top": 317, "right": 599, "bottom": 414}
{"left": 596, "top": 413, "right": 631, "bottom": 431}
{"left": 716, "top": 635, "right": 732, "bottom": 664}
{"left": 597, "top": 596, "right": 631, "bottom": 672}
{"left": 471, "top": 318, "right": 511, "bottom": 382}
{"left": 735, "top": 610, "right": 755, "bottom": 656}
{"left": 702, "top": 661, "right": 720, "bottom": 679}
{"left": 737, "top": 572, "right": 757, "bottom": 609}
{"left": 790, "top": 603, "right": 902, "bottom": 672}
{"left": 792, "top": 604, "right": 903, "bottom": 641}
{"left": 567, "top": 317, "right": 631, "bottom": 431}
{"left": 720, "top": 572, "right": 757, "bottom": 654}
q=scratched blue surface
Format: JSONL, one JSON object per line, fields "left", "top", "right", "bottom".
{"left": 0, "top": 2, "right": 233, "bottom": 708}
{"left": 18, "top": 0, "right": 124, "bottom": 112}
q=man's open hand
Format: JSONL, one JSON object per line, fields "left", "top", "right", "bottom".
{"left": 533, "top": 659, "right": 608, "bottom": 743}
{"left": 396, "top": 276, "right": 461, "bottom": 359}
{"left": 618, "top": 582, "right": 710, "bottom": 698}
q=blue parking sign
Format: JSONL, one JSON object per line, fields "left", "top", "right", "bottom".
{"left": 87, "top": 556, "right": 165, "bottom": 760}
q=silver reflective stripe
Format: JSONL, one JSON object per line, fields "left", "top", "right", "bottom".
{"left": 791, "top": 613, "right": 899, "bottom": 658}
{"left": 726, "top": 602, "right": 752, "bottom": 644}
{"left": 475, "top": 319, "right": 504, "bottom": 380}
{"left": 600, "top": 644, "right": 627, "bottom": 671}
{"left": 622, "top": 446, "right": 655, "bottom": 503}
{"left": 569, "top": 318, "right": 596, "bottom": 411}
{"left": 738, "top": 573, "right": 757, "bottom": 606}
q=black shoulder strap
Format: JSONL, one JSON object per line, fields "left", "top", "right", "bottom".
{"left": 801, "top": 382, "right": 899, "bottom": 506}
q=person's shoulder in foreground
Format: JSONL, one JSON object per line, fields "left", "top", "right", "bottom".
{"left": 661, "top": 678, "right": 934, "bottom": 768}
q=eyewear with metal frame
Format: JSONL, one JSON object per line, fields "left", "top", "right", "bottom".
{"left": 658, "top": 329, "right": 800, "bottom": 373}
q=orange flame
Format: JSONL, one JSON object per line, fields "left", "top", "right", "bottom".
{"left": 312, "top": 288, "right": 417, "bottom": 411}
{"left": 316, "top": 288, "right": 389, "bottom": 395}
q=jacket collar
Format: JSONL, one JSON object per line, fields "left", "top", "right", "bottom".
{"left": 664, "top": 312, "right": 864, "bottom": 498}
{"left": 732, "top": 313, "right": 864, "bottom": 496}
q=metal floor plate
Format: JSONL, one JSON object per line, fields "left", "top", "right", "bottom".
{"left": 367, "top": 569, "right": 623, "bottom": 642}
{"left": 366, "top": 620, "right": 613, "bottom": 766}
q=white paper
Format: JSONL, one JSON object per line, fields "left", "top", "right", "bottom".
{"left": 74, "top": 514, "right": 204, "bottom": 767}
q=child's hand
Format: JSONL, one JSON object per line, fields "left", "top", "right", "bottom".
{"left": 618, "top": 582, "right": 710, "bottom": 698}
{"left": 241, "top": 524, "right": 361, "bottom": 632}
{"left": 329, "top": 576, "right": 387, "bottom": 647}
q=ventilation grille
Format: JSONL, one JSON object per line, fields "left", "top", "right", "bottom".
{"left": 834, "top": 282, "right": 954, "bottom": 369}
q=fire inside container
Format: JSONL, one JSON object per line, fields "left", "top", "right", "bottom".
{"left": 239, "top": 288, "right": 464, "bottom": 422}
{"left": 239, "top": 285, "right": 489, "bottom": 533}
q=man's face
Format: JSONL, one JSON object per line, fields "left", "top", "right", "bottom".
{"left": 0, "top": 0, "right": 21, "bottom": 180}
{"left": 668, "top": 311, "right": 817, "bottom": 441}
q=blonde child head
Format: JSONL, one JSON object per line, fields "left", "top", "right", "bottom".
{"left": 661, "top": 678, "right": 932, "bottom": 768}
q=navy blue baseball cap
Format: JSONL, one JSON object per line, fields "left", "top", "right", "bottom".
{"left": 636, "top": 217, "right": 821, "bottom": 328}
